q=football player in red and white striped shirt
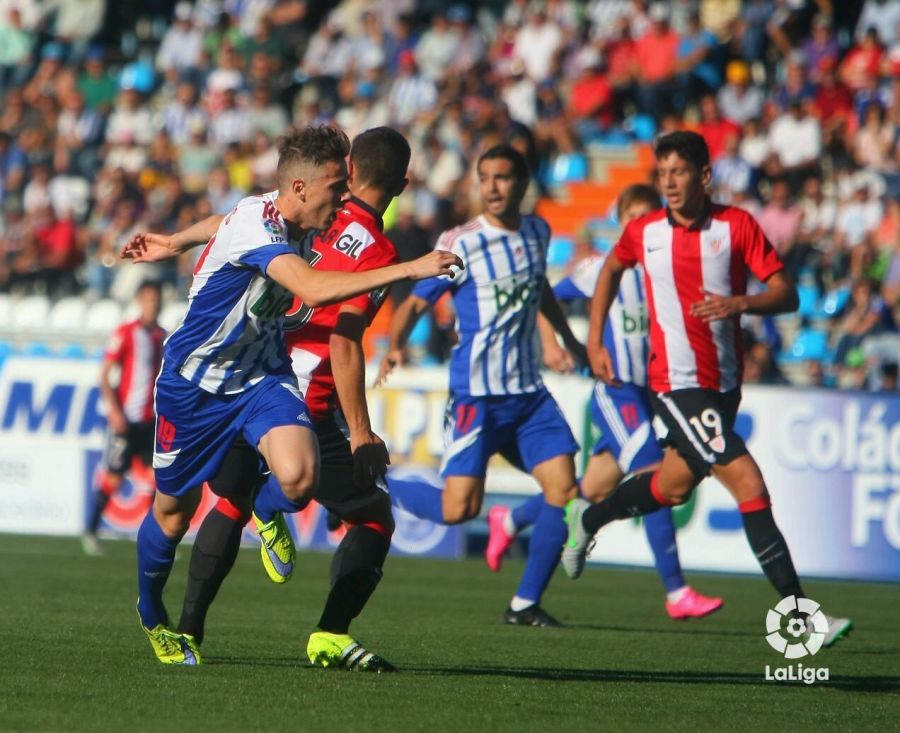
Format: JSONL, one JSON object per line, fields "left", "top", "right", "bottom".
{"left": 564, "top": 132, "right": 851, "bottom": 643}
{"left": 83, "top": 280, "right": 165, "bottom": 555}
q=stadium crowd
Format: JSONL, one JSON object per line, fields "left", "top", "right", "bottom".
{"left": 0, "top": 0, "right": 897, "bottom": 389}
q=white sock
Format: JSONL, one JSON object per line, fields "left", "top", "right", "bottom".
{"left": 502, "top": 511, "right": 517, "bottom": 537}
{"left": 510, "top": 595, "right": 534, "bottom": 612}
{"left": 667, "top": 585, "right": 689, "bottom": 604}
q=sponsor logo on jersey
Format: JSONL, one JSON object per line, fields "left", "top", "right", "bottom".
{"left": 493, "top": 277, "right": 539, "bottom": 314}
{"left": 333, "top": 221, "right": 375, "bottom": 260}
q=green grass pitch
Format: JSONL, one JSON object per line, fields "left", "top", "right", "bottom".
{"left": 0, "top": 534, "right": 897, "bottom": 732}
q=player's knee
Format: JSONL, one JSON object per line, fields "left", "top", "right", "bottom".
{"left": 442, "top": 500, "right": 478, "bottom": 524}
{"left": 273, "top": 461, "right": 317, "bottom": 501}
{"left": 656, "top": 476, "right": 694, "bottom": 505}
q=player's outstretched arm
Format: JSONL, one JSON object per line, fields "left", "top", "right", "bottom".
{"left": 375, "top": 294, "right": 431, "bottom": 386}
{"left": 267, "top": 250, "right": 462, "bottom": 308}
{"left": 689, "top": 270, "right": 799, "bottom": 322}
{"left": 120, "top": 215, "right": 225, "bottom": 262}
{"left": 538, "top": 280, "right": 587, "bottom": 368}
{"left": 588, "top": 253, "right": 626, "bottom": 385}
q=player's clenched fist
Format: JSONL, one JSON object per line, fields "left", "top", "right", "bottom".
{"left": 404, "top": 250, "right": 464, "bottom": 280}
{"left": 588, "top": 343, "right": 621, "bottom": 387}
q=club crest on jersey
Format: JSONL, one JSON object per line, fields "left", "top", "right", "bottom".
{"left": 333, "top": 221, "right": 375, "bottom": 260}
{"left": 709, "top": 237, "right": 724, "bottom": 254}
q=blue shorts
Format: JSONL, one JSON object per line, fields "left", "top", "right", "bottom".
{"left": 440, "top": 388, "right": 578, "bottom": 478}
{"left": 590, "top": 382, "right": 662, "bottom": 473}
{"left": 152, "top": 366, "right": 312, "bottom": 496}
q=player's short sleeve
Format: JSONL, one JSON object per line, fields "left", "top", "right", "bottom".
{"left": 411, "top": 229, "right": 467, "bottom": 305}
{"left": 227, "top": 202, "right": 296, "bottom": 275}
{"left": 738, "top": 210, "right": 784, "bottom": 282}
{"left": 103, "top": 324, "right": 127, "bottom": 362}
{"left": 345, "top": 236, "right": 400, "bottom": 323}
{"left": 555, "top": 256, "right": 604, "bottom": 300}
{"left": 612, "top": 220, "right": 642, "bottom": 268}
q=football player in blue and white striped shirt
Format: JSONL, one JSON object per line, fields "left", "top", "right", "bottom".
{"left": 130, "top": 126, "right": 462, "bottom": 664}
{"left": 377, "top": 145, "right": 585, "bottom": 627}
{"left": 488, "top": 185, "right": 724, "bottom": 620}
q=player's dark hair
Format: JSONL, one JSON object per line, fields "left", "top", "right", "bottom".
{"left": 350, "top": 127, "right": 410, "bottom": 194}
{"left": 477, "top": 144, "right": 530, "bottom": 182}
{"left": 655, "top": 131, "right": 710, "bottom": 171}
{"left": 137, "top": 279, "right": 162, "bottom": 295}
{"left": 617, "top": 184, "right": 662, "bottom": 219}
{"left": 276, "top": 125, "right": 350, "bottom": 190}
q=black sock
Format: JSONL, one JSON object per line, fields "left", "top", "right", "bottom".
{"left": 582, "top": 472, "right": 669, "bottom": 535}
{"left": 87, "top": 492, "right": 111, "bottom": 535}
{"left": 177, "top": 508, "right": 245, "bottom": 643}
{"left": 742, "top": 507, "right": 804, "bottom": 599}
{"left": 318, "top": 525, "right": 390, "bottom": 634}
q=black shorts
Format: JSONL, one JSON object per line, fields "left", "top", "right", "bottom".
{"left": 208, "top": 409, "right": 387, "bottom": 516}
{"left": 103, "top": 421, "right": 155, "bottom": 474}
{"left": 650, "top": 388, "right": 748, "bottom": 480}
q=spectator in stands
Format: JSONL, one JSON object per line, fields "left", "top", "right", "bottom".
{"left": 0, "top": 7, "right": 35, "bottom": 94}
{"left": 0, "top": 131, "right": 26, "bottom": 203}
{"left": 835, "top": 179, "right": 884, "bottom": 280}
{"left": 55, "top": 90, "right": 103, "bottom": 178}
{"left": 675, "top": 11, "right": 720, "bottom": 108}
{"left": 568, "top": 48, "right": 613, "bottom": 143}
{"left": 790, "top": 173, "right": 837, "bottom": 290}
{"left": 855, "top": 0, "right": 900, "bottom": 47}
{"left": 34, "top": 203, "right": 80, "bottom": 297}
{"left": 386, "top": 195, "right": 432, "bottom": 308}
{"left": 156, "top": 2, "right": 204, "bottom": 74}
{"left": 633, "top": 3, "right": 680, "bottom": 120}
{"left": 447, "top": 4, "right": 487, "bottom": 76}
{"left": 841, "top": 26, "right": 884, "bottom": 92}
{"left": 416, "top": 10, "right": 458, "bottom": 82}
{"left": 712, "top": 132, "right": 753, "bottom": 204}
{"left": 813, "top": 59, "right": 854, "bottom": 137}
{"left": 698, "top": 94, "right": 741, "bottom": 161}
{"left": 514, "top": 5, "right": 564, "bottom": 83}
{"left": 758, "top": 177, "right": 802, "bottom": 258}
{"left": 387, "top": 50, "right": 438, "bottom": 128}
{"left": 834, "top": 276, "right": 897, "bottom": 366}
{"left": 803, "top": 15, "right": 841, "bottom": 83}
{"left": 767, "top": 99, "right": 821, "bottom": 191}
{"left": 600, "top": 15, "right": 638, "bottom": 117}
{"left": 853, "top": 103, "right": 894, "bottom": 171}
{"left": 717, "top": 60, "right": 764, "bottom": 125}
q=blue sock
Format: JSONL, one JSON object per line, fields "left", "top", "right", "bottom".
{"left": 387, "top": 476, "right": 446, "bottom": 524}
{"left": 643, "top": 507, "right": 685, "bottom": 593}
{"left": 253, "top": 474, "right": 308, "bottom": 523}
{"left": 514, "top": 503, "right": 566, "bottom": 605}
{"left": 136, "top": 511, "right": 179, "bottom": 628}
{"left": 510, "top": 494, "right": 544, "bottom": 532}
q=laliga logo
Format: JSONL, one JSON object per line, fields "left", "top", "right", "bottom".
{"left": 765, "top": 595, "right": 828, "bottom": 658}
{"left": 764, "top": 595, "right": 831, "bottom": 685}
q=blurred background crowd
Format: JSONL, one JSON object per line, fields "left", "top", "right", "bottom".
{"left": 0, "top": 0, "right": 897, "bottom": 390}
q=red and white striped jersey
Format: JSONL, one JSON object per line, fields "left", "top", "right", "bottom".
{"left": 284, "top": 197, "right": 398, "bottom": 421}
{"left": 104, "top": 319, "right": 166, "bottom": 422}
{"left": 613, "top": 203, "right": 784, "bottom": 393}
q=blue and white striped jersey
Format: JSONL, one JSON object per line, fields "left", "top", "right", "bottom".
{"left": 412, "top": 214, "right": 550, "bottom": 397}
{"left": 164, "top": 192, "right": 299, "bottom": 395}
{"left": 554, "top": 254, "right": 650, "bottom": 387}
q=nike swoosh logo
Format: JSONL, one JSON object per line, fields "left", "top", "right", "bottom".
{"left": 264, "top": 545, "right": 293, "bottom": 576}
{"left": 647, "top": 245, "right": 667, "bottom": 253}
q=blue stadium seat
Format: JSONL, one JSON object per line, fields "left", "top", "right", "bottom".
{"left": 546, "top": 237, "right": 574, "bottom": 267}
{"left": 546, "top": 153, "right": 589, "bottom": 187}
{"left": 796, "top": 284, "right": 819, "bottom": 318}
{"left": 22, "top": 342, "right": 54, "bottom": 357}
{"left": 816, "top": 287, "right": 850, "bottom": 318}
{"left": 408, "top": 316, "right": 431, "bottom": 347}
{"left": 59, "top": 343, "right": 87, "bottom": 358}
{"left": 780, "top": 328, "right": 830, "bottom": 363}
{"left": 628, "top": 114, "right": 657, "bottom": 142}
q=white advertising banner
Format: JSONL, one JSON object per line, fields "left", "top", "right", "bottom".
{"left": 0, "top": 355, "right": 897, "bottom": 580}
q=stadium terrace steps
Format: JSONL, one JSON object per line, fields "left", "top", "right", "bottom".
{"left": 537, "top": 143, "right": 655, "bottom": 237}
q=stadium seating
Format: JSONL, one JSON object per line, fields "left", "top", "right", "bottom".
{"left": 12, "top": 295, "right": 51, "bottom": 331}
{"left": 159, "top": 301, "right": 189, "bottom": 333}
{"left": 84, "top": 299, "right": 123, "bottom": 335}
{"left": 48, "top": 297, "right": 89, "bottom": 334}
